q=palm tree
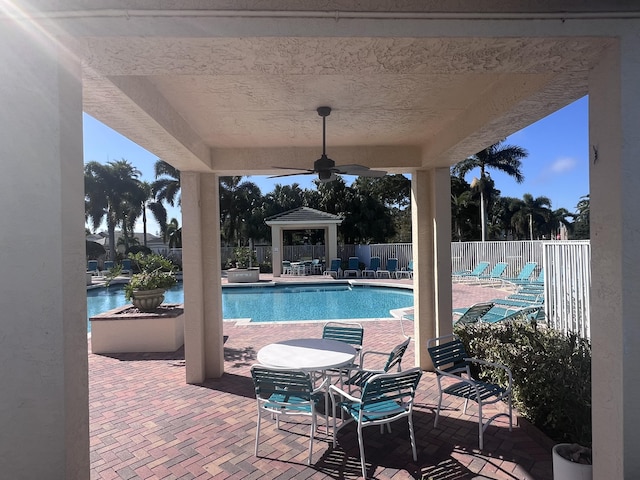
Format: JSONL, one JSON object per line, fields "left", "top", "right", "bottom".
{"left": 84, "top": 159, "right": 146, "bottom": 259}
{"left": 151, "top": 160, "right": 180, "bottom": 238}
{"left": 165, "top": 217, "right": 182, "bottom": 248}
{"left": 510, "top": 193, "right": 553, "bottom": 240}
{"left": 453, "top": 141, "right": 527, "bottom": 241}
{"left": 219, "top": 176, "right": 263, "bottom": 246}
{"left": 573, "top": 194, "right": 590, "bottom": 239}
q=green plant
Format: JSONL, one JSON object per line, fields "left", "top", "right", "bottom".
{"left": 454, "top": 321, "right": 592, "bottom": 446}
{"left": 233, "top": 246, "right": 256, "bottom": 268}
{"left": 124, "top": 253, "right": 177, "bottom": 301}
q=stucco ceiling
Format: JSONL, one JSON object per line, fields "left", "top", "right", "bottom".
{"left": 71, "top": 10, "right": 613, "bottom": 175}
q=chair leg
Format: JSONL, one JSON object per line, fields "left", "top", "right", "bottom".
{"left": 255, "top": 406, "right": 262, "bottom": 457}
{"left": 357, "top": 423, "right": 367, "bottom": 479}
{"left": 478, "top": 402, "right": 484, "bottom": 450}
{"left": 434, "top": 382, "right": 444, "bottom": 428}
{"left": 408, "top": 413, "right": 418, "bottom": 461}
{"left": 308, "top": 410, "right": 316, "bottom": 465}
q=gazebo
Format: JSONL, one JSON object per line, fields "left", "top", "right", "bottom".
{"left": 265, "top": 207, "right": 343, "bottom": 276}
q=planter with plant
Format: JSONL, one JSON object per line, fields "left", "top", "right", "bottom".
{"left": 227, "top": 246, "right": 260, "bottom": 283}
{"left": 124, "top": 253, "right": 177, "bottom": 312}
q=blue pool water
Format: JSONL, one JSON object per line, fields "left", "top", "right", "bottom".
{"left": 87, "top": 283, "right": 413, "bottom": 327}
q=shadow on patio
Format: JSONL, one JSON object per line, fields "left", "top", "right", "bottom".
{"left": 89, "top": 316, "right": 553, "bottom": 479}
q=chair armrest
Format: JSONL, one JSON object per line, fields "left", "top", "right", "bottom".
{"left": 312, "top": 377, "right": 329, "bottom": 395}
{"left": 329, "top": 384, "right": 362, "bottom": 404}
{"left": 360, "top": 350, "right": 389, "bottom": 368}
{"left": 465, "top": 357, "right": 513, "bottom": 389}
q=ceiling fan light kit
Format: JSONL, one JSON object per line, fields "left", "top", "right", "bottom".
{"left": 270, "top": 106, "right": 387, "bottom": 183}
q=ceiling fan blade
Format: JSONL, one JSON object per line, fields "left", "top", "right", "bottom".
{"left": 268, "top": 170, "right": 315, "bottom": 179}
{"left": 350, "top": 169, "right": 388, "bottom": 178}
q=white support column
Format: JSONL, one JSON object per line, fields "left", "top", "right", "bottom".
{"left": 271, "top": 225, "right": 282, "bottom": 276}
{"left": 411, "top": 168, "right": 452, "bottom": 370}
{"left": 327, "top": 224, "right": 338, "bottom": 263}
{"left": 0, "top": 23, "right": 89, "bottom": 478}
{"left": 181, "top": 172, "right": 224, "bottom": 382}
{"left": 589, "top": 36, "right": 640, "bottom": 478}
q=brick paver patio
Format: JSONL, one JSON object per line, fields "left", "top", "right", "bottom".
{"left": 89, "top": 280, "right": 554, "bottom": 479}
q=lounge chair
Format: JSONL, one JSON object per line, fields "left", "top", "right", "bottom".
{"left": 480, "top": 304, "right": 544, "bottom": 324}
{"left": 501, "top": 262, "right": 537, "bottom": 288}
{"left": 376, "top": 258, "right": 398, "bottom": 279}
{"left": 475, "top": 262, "right": 508, "bottom": 284}
{"left": 396, "top": 260, "right": 414, "bottom": 279}
{"left": 323, "top": 258, "right": 342, "bottom": 278}
{"left": 343, "top": 256, "right": 361, "bottom": 278}
{"left": 250, "top": 366, "right": 328, "bottom": 465}
{"left": 329, "top": 368, "right": 423, "bottom": 479}
{"left": 344, "top": 337, "right": 411, "bottom": 393}
{"left": 102, "top": 260, "right": 114, "bottom": 272}
{"left": 452, "top": 261, "right": 490, "bottom": 283}
{"left": 361, "top": 257, "right": 381, "bottom": 278}
{"left": 452, "top": 302, "right": 495, "bottom": 324}
{"left": 511, "top": 267, "right": 545, "bottom": 287}
{"left": 120, "top": 258, "right": 132, "bottom": 275}
{"left": 427, "top": 334, "right": 513, "bottom": 450}
{"left": 87, "top": 260, "right": 99, "bottom": 275}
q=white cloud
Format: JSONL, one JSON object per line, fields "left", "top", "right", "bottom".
{"left": 533, "top": 156, "right": 578, "bottom": 184}
{"left": 549, "top": 156, "right": 577, "bottom": 174}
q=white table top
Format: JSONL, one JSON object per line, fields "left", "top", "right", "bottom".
{"left": 257, "top": 338, "right": 357, "bottom": 371}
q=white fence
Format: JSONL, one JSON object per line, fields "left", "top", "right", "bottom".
{"left": 160, "top": 240, "right": 592, "bottom": 339}
{"left": 543, "top": 241, "right": 591, "bottom": 339}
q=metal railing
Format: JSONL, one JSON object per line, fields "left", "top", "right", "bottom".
{"left": 543, "top": 241, "right": 591, "bottom": 339}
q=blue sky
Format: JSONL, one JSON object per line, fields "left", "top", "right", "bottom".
{"left": 84, "top": 96, "right": 589, "bottom": 235}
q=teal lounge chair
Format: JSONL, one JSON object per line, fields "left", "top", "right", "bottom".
{"left": 475, "top": 262, "right": 508, "bottom": 284}
{"left": 121, "top": 258, "right": 132, "bottom": 275}
{"left": 343, "top": 256, "right": 361, "bottom": 278}
{"left": 376, "top": 258, "right": 399, "bottom": 279}
{"left": 361, "top": 257, "right": 381, "bottom": 278}
{"left": 481, "top": 304, "right": 543, "bottom": 324}
{"left": 323, "top": 258, "right": 342, "bottom": 278}
{"left": 87, "top": 260, "right": 99, "bottom": 275}
{"left": 102, "top": 260, "right": 114, "bottom": 272}
{"left": 501, "top": 262, "right": 538, "bottom": 288}
{"left": 452, "top": 261, "right": 490, "bottom": 283}
{"left": 396, "top": 260, "right": 414, "bottom": 279}
{"left": 453, "top": 302, "right": 495, "bottom": 324}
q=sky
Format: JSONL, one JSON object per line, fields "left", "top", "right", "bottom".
{"left": 83, "top": 95, "right": 589, "bottom": 236}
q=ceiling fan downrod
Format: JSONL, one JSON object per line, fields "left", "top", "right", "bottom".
{"left": 317, "top": 106, "right": 331, "bottom": 157}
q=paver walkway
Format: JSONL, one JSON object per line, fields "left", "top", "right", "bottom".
{"left": 89, "top": 280, "right": 553, "bottom": 479}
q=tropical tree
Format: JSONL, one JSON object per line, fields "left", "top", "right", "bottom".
{"left": 165, "top": 217, "right": 182, "bottom": 248}
{"left": 219, "top": 176, "right": 263, "bottom": 246}
{"left": 151, "top": 160, "right": 180, "bottom": 238}
{"left": 84, "top": 159, "right": 147, "bottom": 259}
{"left": 510, "top": 193, "right": 553, "bottom": 240}
{"left": 573, "top": 194, "right": 590, "bottom": 239}
{"left": 452, "top": 141, "right": 527, "bottom": 241}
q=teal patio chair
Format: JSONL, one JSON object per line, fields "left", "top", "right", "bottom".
{"left": 427, "top": 334, "right": 513, "bottom": 450}
{"left": 452, "top": 261, "right": 490, "bottom": 283}
{"left": 376, "top": 258, "right": 398, "bottom": 279}
{"left": 361, "top": 257, "right": 381, "bottom": 278}
{"left": 323, "top": 258, "right": 342, "bottom": 278}
{"left": 322, "top": 321, "right": 365, "bottom": 384}
{"left": 345, "top": 337, "right": 411, "bottom": 392}
{"left": 343, "top": 256, "right": 361, "bottom": 278}
{"left": 330, "top": 368, "right": 423, "bottom": 479}
{"left": 121, "top": 258, "right": 132, "bottom": 275}
{"left": 282, "top": 260, "right": 293, "bottom": 275}
{"left": 102, "top": 260, "right": 114, "bottom": 272}
{"left": 250, "top": 365, "right": 328, "bottom": 465}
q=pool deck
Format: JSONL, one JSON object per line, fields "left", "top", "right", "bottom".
{"left": 89, "top": 276, "right": 554, "bottom": 479}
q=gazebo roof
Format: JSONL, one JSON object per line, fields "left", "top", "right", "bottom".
{"left": 264, "top": 207, "right": 343, "bottom": 226}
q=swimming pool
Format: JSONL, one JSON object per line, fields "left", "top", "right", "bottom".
{"left": 87, "top": 283, "right": 413, "bottom": 326}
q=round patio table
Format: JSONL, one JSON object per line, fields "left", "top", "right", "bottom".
{"left": 257, "top": 338, "right": 356, "bottom": 371}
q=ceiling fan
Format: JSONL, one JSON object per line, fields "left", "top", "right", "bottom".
{"left": 270, "top": 106, "right": 387, "bottom": 183}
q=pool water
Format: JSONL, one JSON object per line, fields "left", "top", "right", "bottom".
{"left": 87, "top": 283, "right": 413, "bottom": 327}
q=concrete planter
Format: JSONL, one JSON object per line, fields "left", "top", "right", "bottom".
{"left": 552, "top": 444, "right": 592, "bottom": 480}
{"left": 227, "top": 267, "right": 260, "bottom": 283}
{"left": 90, "top": 304, "right": 184, "bottom": 354}
{"left": 131, "top": 287, "right": 165, "bottom": 312}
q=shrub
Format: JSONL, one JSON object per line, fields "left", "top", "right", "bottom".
{"left": 124, "top": 253, "right": 177, "bottom": 301}
{"left": 454, "top": 321, "right": 592, "bottom": 446}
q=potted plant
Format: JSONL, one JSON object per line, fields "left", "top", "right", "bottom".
{"left": 552, "top": 443, "right": 592, "bottom": 480}
{"left": 227, "top": 246, "right": 260, "bottom": 283}
{"left": 124, "top": 253, "right": 177, "bottom": 312}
